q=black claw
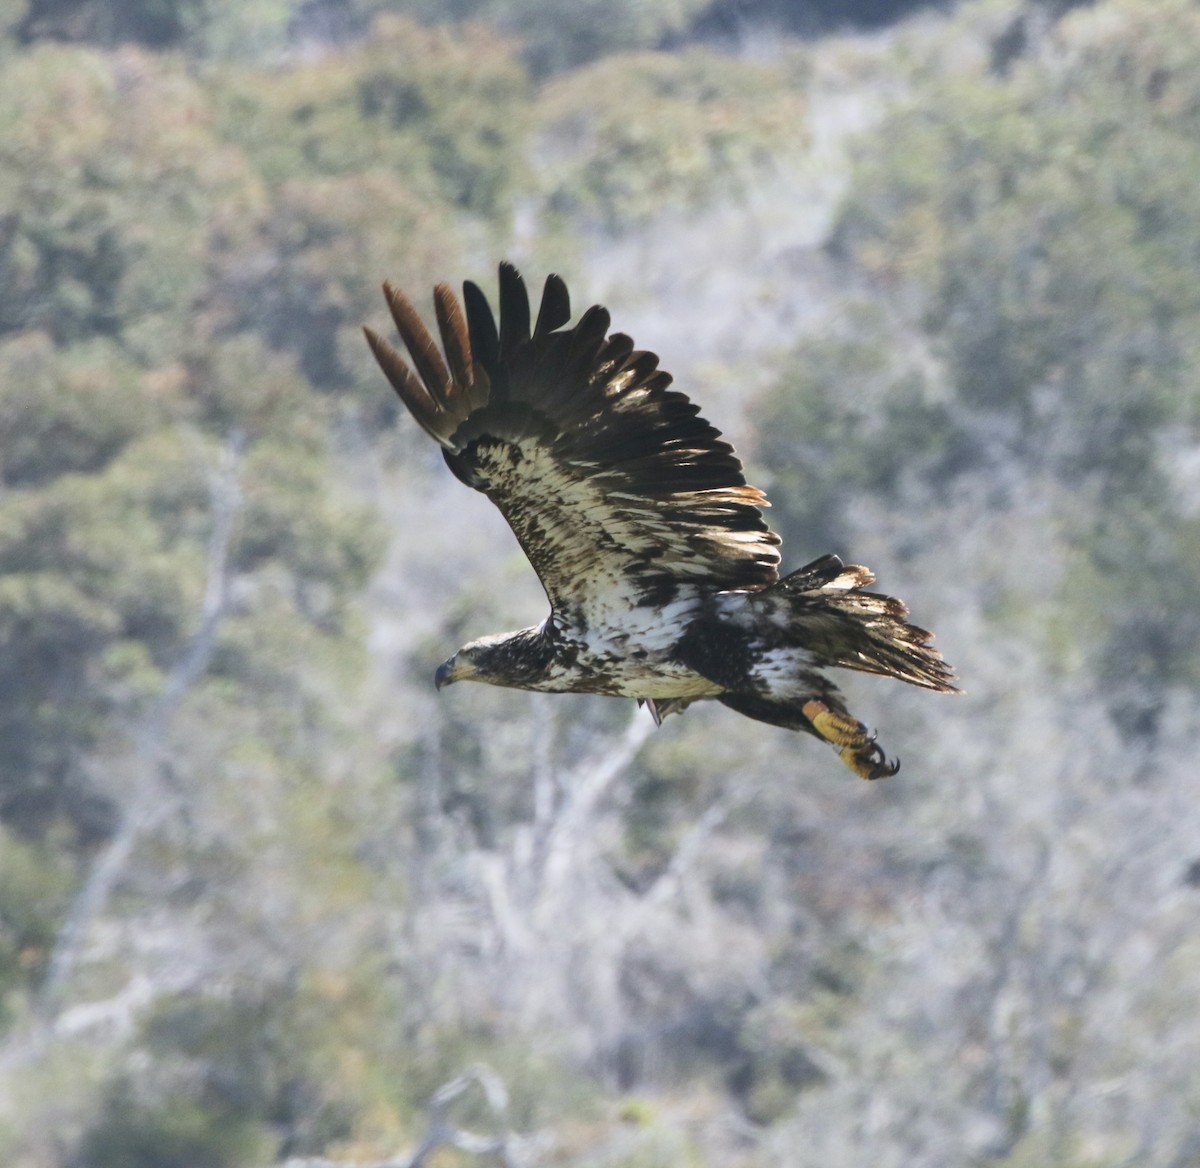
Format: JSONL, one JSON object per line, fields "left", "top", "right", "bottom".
{"left": 860, "top": 739, "right": 899, "bottom": 780}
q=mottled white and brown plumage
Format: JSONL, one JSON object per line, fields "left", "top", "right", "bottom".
{"left": 365, "top": 263, "right": 956, "bottom": 779}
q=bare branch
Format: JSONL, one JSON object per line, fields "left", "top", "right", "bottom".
{"left": 2, "top": 431, "right": 245, "bottom": 1066}
{"left": 635, "top": 788, "right": 744, "bottom": 917}
{"left": 144, "top": 428, "right": 245, "bottom": 726}
{"left": 283, "top": 1064, "right": 551, "bottom": 1168}
{"left": 531, "top": 709, "right": 655, "bottom": 928}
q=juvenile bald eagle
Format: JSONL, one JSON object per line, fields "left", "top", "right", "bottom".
{"left": 365, "top": 264, "right": 956, "bottom": 779}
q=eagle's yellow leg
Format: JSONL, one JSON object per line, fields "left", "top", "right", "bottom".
{"left": 802, "top": 700, "right": 899, "bottom": 781}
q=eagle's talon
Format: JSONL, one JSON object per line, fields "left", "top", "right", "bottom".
{"left": 838, "top": 742, "right": 899, "bottom": 781}
{"left": 801, "top": 699, "right": 897, "bottom": 779}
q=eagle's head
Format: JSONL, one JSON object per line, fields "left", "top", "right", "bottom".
{"left": 434, "top": 627, "right": 554, "bottom": 691}
{"left": 434, "top": 634, "right": 504, "bottom": 689}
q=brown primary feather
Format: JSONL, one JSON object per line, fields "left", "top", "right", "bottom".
{"left": 382, "top": 281, "right": 450, "bottom": 408}
{"left": 362, "top": 324, "right": 443, "bottom": 442}
{"left": 433, "top": 284, "right": 473, "bottom": 391}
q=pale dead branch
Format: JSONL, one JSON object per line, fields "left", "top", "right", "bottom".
{"left": 530, "top": 708, "right": 655, "bottom": 930}
{"left": 0, "top": 431, "right": 245, "bottom": 1069}
{"left": 283, "top": 1064, "right": 552, "bottom": 1168}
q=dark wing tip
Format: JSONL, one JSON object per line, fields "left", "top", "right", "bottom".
{"left": 535, "top": 273, "right": 571, "bottom": 335}
{"left": 463, "top": 278, "right": 500, "bottom": 380}
{"left": 498, "top": 261, "right": 531, "bottom": 361}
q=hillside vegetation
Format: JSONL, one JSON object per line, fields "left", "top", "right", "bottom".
{"left": 0, "top": 1, "right": 1198, "bottom": 1166}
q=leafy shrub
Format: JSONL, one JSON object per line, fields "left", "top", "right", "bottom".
{"left": 212, "top": 15, "right": 530, "bottom": 220}
{"left": 827, "top": 0, "right": 1200, "bottom": 701}
{"left": 536, "top": 47, "right": 809, "bottom": 231}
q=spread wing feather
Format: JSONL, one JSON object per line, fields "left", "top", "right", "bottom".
{"left": 364, "top": 263, "right": 781, "bottom": 637}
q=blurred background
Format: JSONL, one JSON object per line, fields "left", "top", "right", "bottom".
{"left": 1, "top": 0, "right": 1198, "bottom": 1164}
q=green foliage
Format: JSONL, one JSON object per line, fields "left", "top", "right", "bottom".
{"left": 76, "top": 989, "right": 370, "bottom": 1161}
{"left": 838, "top": 0, "right": 1200, "bottom": 461}
{"left": 0, "top": 340, "right": 382, "bottom": 843}
{"left": 398, "top": 0, "right": 717, "bottom": 75}
{"left": 0, "top": 0, "right": 24, "bottom": 44}
{"left": 181, "top": 0, "right": 294, "bottom": 59}
{"left": 0, "top": 374, "right": 199, "bottom": 838}
{"left": 197, "top": 16, "right": 527, "bottom": 391}
{"left": 750, "top": 309, "right": 963, "bottom": 554}
{"left": 77, "top": 1076, "right": 268, "bottom": 1168}
{"left": 816, "top": 0, "right": 1200, "bottom": 701}
{"left": 73, "top": 980, "right": 603, "bottom": 1165}
{"left": 212, "top": 15, "right": 530, "bottom": 220}
{"left": 595, "top": 1125, "right": 707, "bottom": 1168}
{"left": 0, "top": 334, "right": 153, "bottom": 487}
{"left": 14, "top": 0, "right": 725, "bottom": 73}
{"left": 536, "top": 47, "right": 809, "bottom": 232}
{"left": 18, "top": 0, "right": 208, "bottom": 48}
{"left": 15, "top": 0, "right": 309, "bottom": 58}
{"left": 0, "top": 827, "right": 74, "bottom": 1026}
{"left": 0, "top": 44, "right": 262, "bottom": 363}
{"left": 214, "top": 173, "right": 464, "bottom": 393}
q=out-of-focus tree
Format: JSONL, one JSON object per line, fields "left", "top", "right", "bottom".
{"left": 212, "top": 173, "right": 464, "bottom": 397}
{"left": 0, "top": 342, "right": 380, "bottom": 805}
{"left": 750, "top": 304, "right": 967, "bottom": 557}
{"left": 211, "top": 16, "right": 529, "bottom": 220}
{"left": 203, "top": 16, "right": 527, "bottom": 397}
{"left": 0, "top": 335, "right": 382, "bottom": 1006}
{"left": 395, "top": 0, "right": 715, "bottom": 74}
{"left": 807, "top": 0, "right": 1200, "bottom": 712}
{"left": 536, "top": 47, "right": 809, "bottom": 234}
{"left": 17, "top": 0, "right": 205, "bottom": 46}
{"left": 0, "top": 45, "right": 263, "bottom": 362}
{"left": 0, "top": 38, "right": 386, "bottom": 1031}
{"left": 14, "top": 0, "right": 299, "bottom": 57}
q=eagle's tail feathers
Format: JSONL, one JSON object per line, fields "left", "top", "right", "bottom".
{"left": 763, "top": 555, "right": 959, "bottom": 694}
{"left": 776, "top": 553, "right": 873, "bottom": 593}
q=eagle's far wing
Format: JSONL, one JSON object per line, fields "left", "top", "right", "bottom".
{"left": 364, "top": 263, "right": 781, "bottom": 638}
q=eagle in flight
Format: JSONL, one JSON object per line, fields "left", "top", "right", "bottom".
{"left": 365, "top": 263, "right": 956, "bottom": 779}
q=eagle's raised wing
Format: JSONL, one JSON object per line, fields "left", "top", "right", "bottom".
{"left": 364, "top": 263, "right": 781, "bottom": 639}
